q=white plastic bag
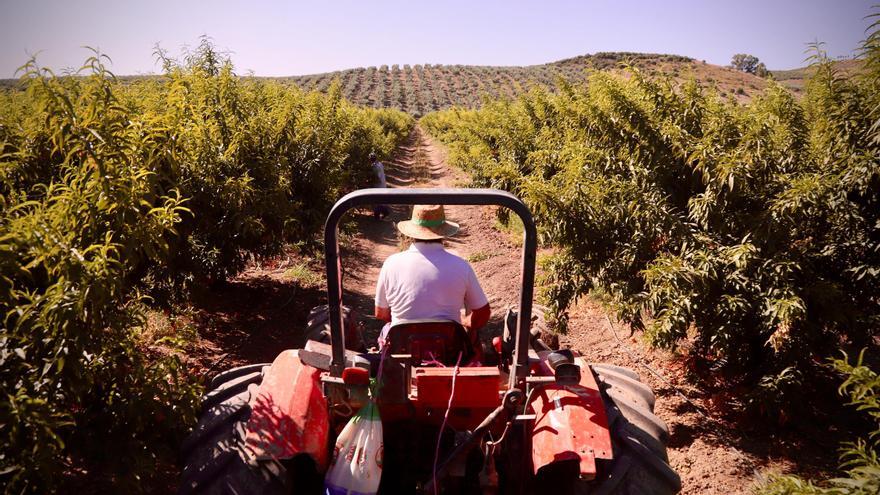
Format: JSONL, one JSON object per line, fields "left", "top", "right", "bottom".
{"left": 324, "top": 400, "right": 383, "bottom": 495}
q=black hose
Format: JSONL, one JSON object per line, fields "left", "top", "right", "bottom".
{"left": 424, "top": 404, "right": 508, "bottom": 492}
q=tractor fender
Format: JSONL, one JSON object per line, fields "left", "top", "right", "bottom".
{"left": 244, "top": 350, "right": 330, "bottom": 470}
{"left": 529, "top": 356, "right": 613, "bottom": 480}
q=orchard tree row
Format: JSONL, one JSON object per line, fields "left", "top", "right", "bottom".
{"left": 286, "top": 52, "right": 772, "bottom": 115}
{"left": 0, "top": 39, "right": 412, "bottom": 491}
{"left": 423, "top": 46, "right": 878, "bottom": 418}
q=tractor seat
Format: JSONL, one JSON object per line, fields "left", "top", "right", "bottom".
{"left": 385, "top": 319, "right": 476, "bottom": 366}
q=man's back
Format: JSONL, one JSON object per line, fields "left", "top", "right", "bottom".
{"left": 375, "top": 242, "right": 487, "bottom": 324}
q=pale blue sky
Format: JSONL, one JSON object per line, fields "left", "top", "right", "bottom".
{"left": 0, "top": 0, "right": 874, "bottom": 78}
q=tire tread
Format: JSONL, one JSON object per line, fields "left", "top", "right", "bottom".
{"left": 179, "top": 375, "right": 294, "bottom": 495}
{"left": 582, "top": 364, "right": 681, "bottom": 495}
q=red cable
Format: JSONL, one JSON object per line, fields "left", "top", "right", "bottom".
{"left": 432, "top": 351, "right": 462, "bottom": 495}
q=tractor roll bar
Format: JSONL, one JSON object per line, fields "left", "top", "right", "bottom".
{"left": 323, "top": 188, "right": 537, "bottom": 389}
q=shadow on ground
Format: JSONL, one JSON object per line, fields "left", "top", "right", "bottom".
{"left": 188, "top": 274, "right": 326, "bottom": 366}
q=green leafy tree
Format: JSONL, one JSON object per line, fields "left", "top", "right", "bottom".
{"left": 731, "top": 53, "right": 762, "bottom": 73}
{"left": 0, "top": 54, "right": 201, "bottom": 491}
{"left": 755, "top": 61, "right": 769, "bottom": 77}
{"left": 0, "top": 40, "right": 412, "bottom": 492}
{"left": 424, "top": 13, "right": 879, "bottom": 416}
{"left": 756, "top": 351, "right": 879, "bottom": 495}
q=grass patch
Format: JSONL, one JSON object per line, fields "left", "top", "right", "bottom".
{"left": 138, "top": 307, "right": 198, "bottom": 348}
{"left": 466, "top": 251, "right": 498, "bottom": 263}
{"left": 494, "top": 209, "right": 525, "bottom": 246}
{"left": 282, "top": 261, "right": 322, "bottom": 287}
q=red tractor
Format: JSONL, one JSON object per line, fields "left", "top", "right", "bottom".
{"left": 179, "top": 188, "right": 681, "bottom": 494}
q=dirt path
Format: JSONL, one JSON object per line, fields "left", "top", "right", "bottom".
{"left": 340, "top": 126, "right": 532, "bottom": 341}
{"left": 339, "top": 125, "right": 789, "bottom": 494}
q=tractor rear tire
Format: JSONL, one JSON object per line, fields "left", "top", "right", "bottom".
{"left": 578, "top": 364, "right": 682, "bottom": 495}
{"left": 209, "top": 363, "right": 271, "bottom": 390}
{"left": 200, "top": 365, "right": 269, "bottom": 414}
{"left": 306, "top": 304, "right": 364, "bottom": 351}
{"left": 179, "top": 364, "right": 323, "bottom": 495}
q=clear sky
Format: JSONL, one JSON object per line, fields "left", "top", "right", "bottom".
{"left": 0, "top": 0, "right": 874, "bottom": 78}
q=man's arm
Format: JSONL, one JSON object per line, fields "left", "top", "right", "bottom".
{"left": 463, "top": 263, "right": 490, "bottom": 332}
{"left": 375, "top": 306, "right": 391, "bottom": 322}
{"left": 375, "top": 262, "right": 391, "bottom": 322}
{"left": 463, "top": 303, "right": 491, "bottom": 331}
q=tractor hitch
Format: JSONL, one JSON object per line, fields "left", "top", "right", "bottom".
{"left": 424, "top": 387, "right": 525, "bottom": 493}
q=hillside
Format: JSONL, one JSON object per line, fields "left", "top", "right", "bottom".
{"left": 276, "top": 52, "right": 771, "bottom": 115}
{"left": 771, "top": 58, "right": 863, "bottom": 94}
{"left": 4, "top": 52, "right": 858, "bottom": 116}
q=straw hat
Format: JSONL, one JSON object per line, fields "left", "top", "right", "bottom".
{"left": 397, "top": 204, "right": 460, "bottom": 240}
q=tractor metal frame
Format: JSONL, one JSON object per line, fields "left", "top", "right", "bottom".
{"left": 322, "top": 188, "right": 538, "bottom": 389}
{"left": 240, "top": 187, "right": 615, "bottom": 492}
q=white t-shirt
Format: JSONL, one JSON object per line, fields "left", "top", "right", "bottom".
{"left": 372, "top": 161, "right": 387, "bottom": 188}
{"left": 375, "top": 242, "right": 488, "bottom": 324}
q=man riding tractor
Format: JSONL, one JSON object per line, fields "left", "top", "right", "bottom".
{"left": 374, "top": 204, "right": 491, "bottom": 360}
